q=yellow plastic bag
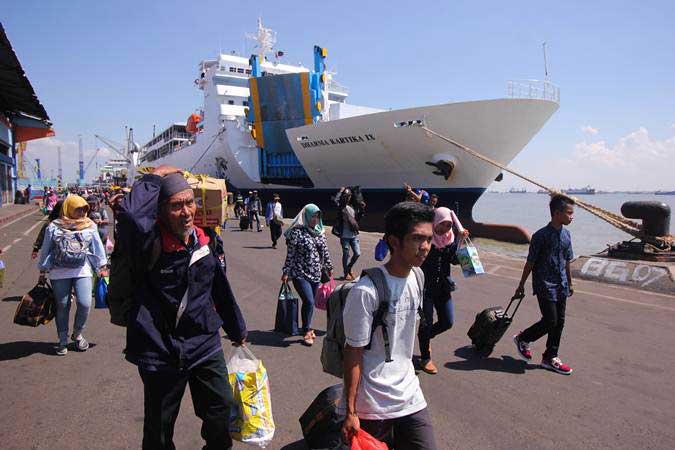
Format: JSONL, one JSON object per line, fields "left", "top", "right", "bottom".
{"left": 227, "top": 346, "right": 275, "bottom": 448}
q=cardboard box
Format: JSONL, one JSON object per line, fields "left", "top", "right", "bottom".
{"left": 186, "top": 175, "right": 227, "bottom": 227}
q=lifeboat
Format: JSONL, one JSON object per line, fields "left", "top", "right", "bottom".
{"left": 186, "top": 113, "right": 201, "bottom": 134}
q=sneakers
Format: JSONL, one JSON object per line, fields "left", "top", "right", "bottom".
{"left": 513, "top": 333, "right": 532, "bottom": 361}
{"left": 420, "top": 359, "right": 438, "bottom": 375}
{"left": 541, "top": 357, "right": 573, "bottom": 375}
{"left": 71, "top": 334, "right": 89, "bottom": 351}
{"left": 55, "top": 344, "right": 68, "bottom": 356}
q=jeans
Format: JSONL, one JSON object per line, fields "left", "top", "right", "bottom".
{"left": 51, "top": 276, "right": 93, "bottom": 345}
{"left": 292, "top": 277, "right": 320, "bottom": 333}
{"left": 360, "top": 407, "right": 437, "bottom": 450}
{"left": 520, "top": 294, "right": 567, "bottom": 359}
{"left": 269, "top": 221, "right": 282, "bottom": 246}
{"left": 248, "top": 211, "right": 261, "bottom": 231}
{"left": 418, "top": 294, "right": 454, "bottom": 360}
{"left": 138, "top": 351, "right": 233, "bottom": 450}
{"left": 340, "top": 237, "right": 361, "bottom": 276}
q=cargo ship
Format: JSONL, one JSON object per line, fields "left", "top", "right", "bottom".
{"left": 131, "top": 20, "right": 560, "bottom": 240}
{"left": 563, "top": 186, "right": 596, "bottom": 195}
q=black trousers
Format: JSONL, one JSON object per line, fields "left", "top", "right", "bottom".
{"left": 520, "top": 294, "right": 567, "bottom": 359}
{"left": 360, "top": 407, "right": 437, "bottom": 450}
{"left": 138, "top": 351, "right": 233, "bottom": 450}
{"left": 269, "top": 221, "right": 282, "bottom": 245}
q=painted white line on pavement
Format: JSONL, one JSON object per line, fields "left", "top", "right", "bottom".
{"left": 487, "top": 271, "right": 675, "bottom": 312}
{"left": 12, "top": 238, "right": 21, "bottom": 244}
{"left": 2, "top": 245, "right": 12, "bottom": 252}
{"left": 0, "top": 210, "right": 38, "bottom": 230}
{"left": 23, "top": 220, "right": 44, "bottom": 236}
{"left": 484, "top": 264, "right": 502, "bottom": 275}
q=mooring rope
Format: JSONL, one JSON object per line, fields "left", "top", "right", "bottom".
{"left": 420, "top": 125, "right": 674, "bottom": 249}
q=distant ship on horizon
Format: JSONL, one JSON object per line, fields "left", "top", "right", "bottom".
{"left": 563, "top": 185, "right": 595, "bottom": 195}
{"left": 655, "top": 190, "right": 675, "bottom": 195}
{"left": 508, "top": 187, "right": 527, "bottom": 194}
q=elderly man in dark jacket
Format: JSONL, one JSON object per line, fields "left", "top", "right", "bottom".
{"left": 116, "top": 164, "right": 247, "bottom": 450}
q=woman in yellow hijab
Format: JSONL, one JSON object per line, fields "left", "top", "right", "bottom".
{"left": 53, "top": 195, "right": 94, "bottom": 231}
{"left": 37, "top": 194, "right": 107, "bottom": 356}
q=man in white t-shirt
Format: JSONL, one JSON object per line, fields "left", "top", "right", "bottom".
{"left": 342, "top": 201, "right": 438, "bottom": 449}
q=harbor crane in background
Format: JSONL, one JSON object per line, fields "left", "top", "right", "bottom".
{"left": 94, "top": 127, "right": 140, "bottom": 163}
{"left": 94, "top": 134, "right": 129, "bottom": 162}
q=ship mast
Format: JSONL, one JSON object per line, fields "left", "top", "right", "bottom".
{"left": 246, "top": 17, "right": 276, "bottom": 60}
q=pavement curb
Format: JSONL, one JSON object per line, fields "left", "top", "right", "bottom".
{"left": 0, "top": 206, "right": 40, "bottom": 226}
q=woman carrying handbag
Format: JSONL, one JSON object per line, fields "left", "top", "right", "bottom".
{"left": 418, "top": 207, "right": 468, "bottom": 374}
{"left": 37, "top": 195, "right": 108, "bottom": 356}
{"left": 281, "top": 204, "right": 333, "bottom": 346}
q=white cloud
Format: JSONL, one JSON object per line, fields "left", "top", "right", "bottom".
{"left": 581, "top": 125, "right": 599, "bottom": 135}
{"left": 21, "top": 137, "right": 114, "bottom": 184}
{"left": 546, "top": 127, "right": 675, "bottom": 190}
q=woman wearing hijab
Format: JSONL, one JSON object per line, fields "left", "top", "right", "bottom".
{"left": 37, "top": 195, "right": 108, "bottom": 356}
{"left": 418, "top": 207, "right": 468, "bottom": 374}
{"left": 281, "top": 204, "right": 333, "bottom": 346}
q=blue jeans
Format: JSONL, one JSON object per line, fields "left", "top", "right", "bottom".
{"left": 340, "top": 237, "right": 361, "bottom": 276}
{"left": 418, "top": 295, "right": 454, "bottom": 360}
{"left": 292, "top": 277, "right": 320, "bottom": 333}
{"left": 51, "top": 276, "right": 93, "bottom": 345}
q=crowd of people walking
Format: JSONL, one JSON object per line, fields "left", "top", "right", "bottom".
{"left": 26, "top": 171, "right": 576, "bottom": 449}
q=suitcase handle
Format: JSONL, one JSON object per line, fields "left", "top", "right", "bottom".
{"left": 503, "top": 294, "right": 525, "bottom": 319}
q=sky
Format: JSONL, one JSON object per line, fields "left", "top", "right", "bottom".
{"left": 3, "top": 0, "right": 674, "bottom": 189}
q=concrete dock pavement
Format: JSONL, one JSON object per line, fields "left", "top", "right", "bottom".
{"left": 1, "top": 214, "right": 674, "bottom": 449}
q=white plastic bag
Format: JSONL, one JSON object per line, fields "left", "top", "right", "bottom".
{"left": 226, "top": 346, "right": 275, "bottom": 447}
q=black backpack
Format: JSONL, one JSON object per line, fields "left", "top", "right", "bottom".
{"left": 320, "top": 266, "right": 425, "bottom": 378}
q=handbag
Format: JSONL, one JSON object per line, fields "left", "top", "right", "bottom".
{"left": 94, "top": 275, "right": 109, "bottom": 309}
{"left": 315, "top": 277, "right": 336, "bottom": 310}
{"left": 456, "top": 237, "right": 485, "bottom": 277}
{"left": 274, "top": 282, "right": 299, "bottom": 335}
{"left": 374, "top": 238, "right": 389, "bottom": 261}
{"left": 14, "top": 281, "right": 56, "bottom": 327}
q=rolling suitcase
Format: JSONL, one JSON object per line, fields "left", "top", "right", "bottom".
{"left": 467, "top": 294, "right": 524, "bottom": 356}
{"left": 239, "top": 215, "right": 250, "bottom": 230}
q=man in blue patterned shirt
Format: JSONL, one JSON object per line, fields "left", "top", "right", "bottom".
{"left": 513, "top": 195, "right": 575, "bottom": 375}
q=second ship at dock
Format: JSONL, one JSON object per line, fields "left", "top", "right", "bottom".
{"left": 132, "top": 20, "right": 560, "bottom": 242}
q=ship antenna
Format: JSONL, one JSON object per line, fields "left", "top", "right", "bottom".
{"left": 246, "top": 17, "right": 276, "bottom": 60}
{"left": 542, "top": 42, "right": 549, "bottom": 80}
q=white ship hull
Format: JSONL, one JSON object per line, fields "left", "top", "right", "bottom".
{"left": 148, "top": 97, "right": 558, "bottom": 192}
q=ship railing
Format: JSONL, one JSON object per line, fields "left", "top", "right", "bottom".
{"left": 507, "top": 79, "right": 560, "bottom": 103}
{"left": 326, "top": 79, "right": 349, "bottom": 95}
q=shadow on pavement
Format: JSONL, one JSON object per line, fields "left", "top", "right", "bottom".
{"left": 245, "top": 330, "right": 293, "bottom": 348}
{"left": 0, "top": 341, "right": 56, "bottom": 360}
{"left": 444, "top": 345, "right": 532, "bottom": 374}
{"left": 2, "top": 296, "right": 22, "bottom": 302}
{"left": 242, "top": 246, "right": 273, "bottom": 250}
{"left": 280, "top": 439, "right": 309, "bottom": 450}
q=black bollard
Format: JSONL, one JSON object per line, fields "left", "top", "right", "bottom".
{"left": 621, "top": 201, "right": 671, "bottom": 237}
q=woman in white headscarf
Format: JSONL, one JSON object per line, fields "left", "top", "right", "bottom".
{"left": 418, "top": 207, "right": 468, "bottom": 374}
{"left": 281, "top": 204, "right": 333, "bottom": 346}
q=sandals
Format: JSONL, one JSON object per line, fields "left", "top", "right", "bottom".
{"left": 302, "top": 330, "right": 316, "bottom": 346}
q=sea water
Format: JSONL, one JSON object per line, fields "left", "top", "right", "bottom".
{"left": 471, "top": 193, "right": 675, "bottom": 258}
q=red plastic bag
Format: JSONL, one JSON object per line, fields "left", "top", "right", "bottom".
{"left": 351, "top": 429, "right": 388, "bottom": 450}
{"left": 315, "top": 277, "right": 336, "bottom": 310}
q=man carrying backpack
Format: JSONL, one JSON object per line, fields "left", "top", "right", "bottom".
{"left": 114, "top": 164, "right": 247, "bottom": 450}
{"left": 341, "top": 201, "right": 438, "bottom": 449}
